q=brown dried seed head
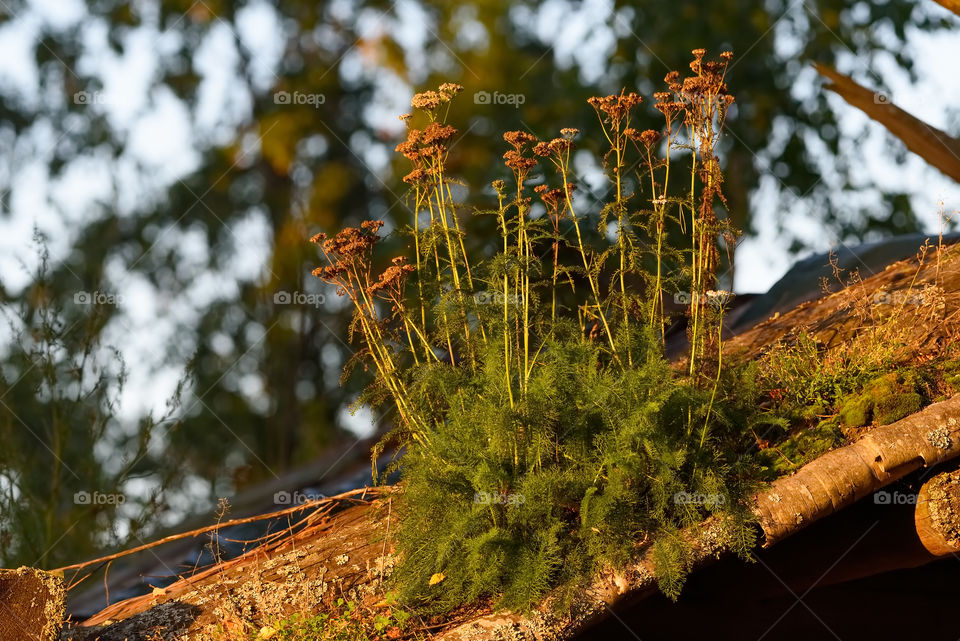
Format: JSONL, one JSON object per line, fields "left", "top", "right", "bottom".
{"left": 503, "top": 130, "right": 537, "bottom": 149}
{"left": 411, "top": 90, "right": 441, "bottom": 111}
{"left": 503, "top": 150, "right": 537, "bottom": 172}
{"left": 395, "top": 141, "right": 419, "bottom": 160}
{"left": 639, "top": 129, "right": 661, "bottom": 147}
{"left": 438, "top": 83, "right": 463, "bottom": 100}
{"left": 403, "top": 169, "right": 428, "bottom": 185}
{"left": 423, "top": 122, "right": 457, "bottom": 144}
{"left": 547, "top": 138, "right": 571, "bottom": 154}
{"left": 683, "top": 76, "right": 710, "bottom": 95}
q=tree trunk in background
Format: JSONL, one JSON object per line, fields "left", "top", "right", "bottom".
{"left": 933, "top": 0, "right": 960, "bottom": 17}
{"left": 814, "top": 63, "right": 960, "bottom": 184}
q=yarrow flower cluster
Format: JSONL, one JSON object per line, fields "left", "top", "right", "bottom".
{"left": 304, "top": 53, "right": 755, "bottom": 613}
{"left": 397, "top": 84, "right": 464, "bottom": 185}
{"left": 311, "top": 220, "right": 409, "bottom": 301}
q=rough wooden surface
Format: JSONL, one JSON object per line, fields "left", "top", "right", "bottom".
{"left": 64, "top": 491, "right": 395, "bottom": 640}
{"left": 915, "top": 464, "right": 960, "bottom": 556}
{"left": 725, "top": 243, "right": 960, "bottom": 364}
{"left": 0, "top": 567, "right": 65, "bottom": 641}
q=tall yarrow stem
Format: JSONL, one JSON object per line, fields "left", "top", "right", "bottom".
{"left": 588, "top": 90, "right": 643, "bottom": 365}
{"left": 312, "top": 50, "right": 737, "bottom": 447}
{"left": 667, "top": 48, "right": 737, "bottom": 379}
{"left": 310, "top": 49, "right": 745, "bottom": 611}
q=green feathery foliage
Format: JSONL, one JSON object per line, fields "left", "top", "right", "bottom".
{"left": 311, "top": 50, "right": 770, "bottom": 612}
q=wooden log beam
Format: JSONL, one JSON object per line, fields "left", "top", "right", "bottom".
{"left": 755, "top": 395, "right": 960, "bottom": 546}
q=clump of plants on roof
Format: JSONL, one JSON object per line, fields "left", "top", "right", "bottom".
{"left": 311, "top": 49, "right": 775, "bottom": 612}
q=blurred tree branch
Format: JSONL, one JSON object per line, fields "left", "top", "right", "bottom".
{"left": 933, "top": 0, "right": 960, "bottom": 16}
{"left": 815, "top": 63, "right": 960, "bottom": 184}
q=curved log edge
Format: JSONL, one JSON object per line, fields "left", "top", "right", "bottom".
{"left": 915, "top": 463, "right": 960, "bottom": 556}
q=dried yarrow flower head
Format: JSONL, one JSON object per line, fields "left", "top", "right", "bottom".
{"left": 587, "top": 91, "right": 642, "bottom": 128}
{"left": 367, "top": 260, "right": 415, "bottom": 297}
{"left": 311, "top": 220, "right": 389, "bottom": 301}
{"left": 690, "top": 48, "right": 707, "bottom": 73}
{"left": 395, "top": 128, "right": 423, "bottom": 161}
{"left": 403, "top": 168, "right": 428, "bottom": 185}
{"left": 503, "top": 150, "right": 537, "bottom": 173}
{"left": 547, "top": 137, "right": 571, "bottom": 155}
{"left": 664, "top": 71, "right": 681, "bottom": 93}
{"left": 317, "top": 221, "right": 383, "bottom": 258}
{"left": 411, "top": 90, "right": 441, "bottom": 111}
{"left": 502, "top": 131, "right": 539, "bottom": 176}
{"left": 438, "top": 83, "right": 463, "bottom": 101}
{"left": 682, "top": 49, "right": 733, "bottom": 100}
{"left": 638, "top": 129, "right": 661, "bottom": 148}
{"left": 503, "top": 130, "right": 537, "bottom": 150}
{"left": 534, "top": 184, "right": 566, "bottom": 216}
{"left": 400, "top": 121, "right": 458, "bottom": 164}
{"left": 408, "top": 82, "right": 463, "bottom": 120}
{"left": 422, "top": 122, "right": 457, "bottom": 146}
{"left": 624, "top": 128, "right": 662, "bottom": 151}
